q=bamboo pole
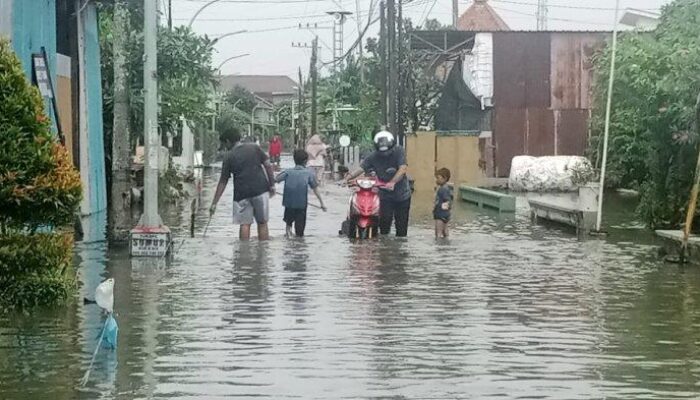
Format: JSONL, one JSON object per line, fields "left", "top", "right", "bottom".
{"left": 679, "top": 93, "right": 700, "bottom": 260}
{"left": 595, "top": 0, "right": 621, "bottom": 232}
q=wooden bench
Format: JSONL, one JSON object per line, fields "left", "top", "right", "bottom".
{"left": 459, "top": 185, "right": 516, "bottom": 212}
{"left": 529, "top": 198, "right": 596, "bottom": 235}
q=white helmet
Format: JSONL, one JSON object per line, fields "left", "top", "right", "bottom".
{"left": 374, "top": 130, "right": 395, "bottom": 152}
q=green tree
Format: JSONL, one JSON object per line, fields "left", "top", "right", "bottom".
{"left": 100, "top": 8, "right": 216, "bottom": 144}
{"left": 224, "top": 85, "right": 257, "bottom": 114}
{"left": 313, "top": 17, "right": 446, "bottom": 145}
{"left": 589, "top": 0, "right": 700, "bottom": 228}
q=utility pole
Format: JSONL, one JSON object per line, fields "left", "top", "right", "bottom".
{"left": 310, "top": 36, "right": 318, "bottom": 137}
{"left": 379, "top": 1, "right": 387, "bottom": 126}
{"left": 356, "top": 0, "right": 365, "bottom": 82}
{"left": 387, "top": 0, "right": 397, "bottom": 133}
{"left": 452, "top": 0, "right": 459, "bottom": 28}
{"left": 130, "top": 0, "right": 170, "bottom": 257}
{"left": 168, "top": 0, "right": 172, "bottom": 30}
{"left": 397, "top": 0, "right": 404, "bottom": 145}
{"left": 297, "top": 68, "right": 305, "bottom": 147}
{"left": 111, "top": 0, "right": 131, "bottom": 242}
{"left": 536, "top": 0, "right": 548, "bottom": 31}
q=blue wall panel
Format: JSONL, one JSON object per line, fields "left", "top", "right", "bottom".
{"left": 11, "top": 0, "right": 57, "bottom": 131}
{"left": 84, "top": 4, "right": 107, "bottom": 214}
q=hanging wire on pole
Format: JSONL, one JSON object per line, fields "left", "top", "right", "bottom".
{"left": 594, "top": 0, "right": 621, "bottom": 234}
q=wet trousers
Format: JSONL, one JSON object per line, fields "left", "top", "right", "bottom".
{"left": 379, "top": 197, "right": 411, "bottom": 237}
{"left": 284, "top": 207, "right": 307, "bottom": 237}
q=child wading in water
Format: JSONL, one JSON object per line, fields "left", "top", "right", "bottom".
{"left": 434, "top": 168, "right": 453, "bottom": 238}
{"left": 275, "top": 149, "right": 327, "bottom": 237}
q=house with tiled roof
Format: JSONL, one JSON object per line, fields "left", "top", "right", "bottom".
{"left": 457, "top": 0, "right": 510, "bottom": 31}
{"left": 217, "top": 75, "right": 298, "bottom": 105}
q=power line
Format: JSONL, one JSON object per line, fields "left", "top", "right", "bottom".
{"left": 491, "top": 5, "right": 618, "bottom": 27}
{"left": 485, "top": 0, "right": 660, "bottom": 12}
{"left": 321, "top": 15, "right": 381, "bottom": 66}
{"left": 173, "top": 13, "right": 330, "bottom": 21}
{"left": 419, "top": 0, "right": 439, "bottom": 26}
{"left": 208, "top": 25, "right": 305, "bottom": 35}
{"left": 178, "top": 0, "right": 336, "bottom": 3}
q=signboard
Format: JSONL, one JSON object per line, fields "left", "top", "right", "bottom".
{"left": 31, "top": 47, "right": 64, "bottom": 144}
{"left": 32, "top": 53, "right": 54, "bottom": 98}
{"left": 130, "top": 232, "right": 171, "bottom": 257}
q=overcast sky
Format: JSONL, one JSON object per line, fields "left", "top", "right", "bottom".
{"left": 170, "top": 0, "right": 672, "bottom": 81}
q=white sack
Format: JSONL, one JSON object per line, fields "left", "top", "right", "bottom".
{"left": 509, "top": 156, "right": 594, "bottom": 192}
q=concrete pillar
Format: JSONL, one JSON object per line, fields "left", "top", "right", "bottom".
{"left": 180, "top": 117, "right": 194, "bottom": 172}
{"left": 353, "top": 145, "right": 360, "bottom": 169}
{"left": 76, "top": 0, "right": 90, "bottom": 215}
{"left": 0, "top": 0, "right": 12, "bottom": 39}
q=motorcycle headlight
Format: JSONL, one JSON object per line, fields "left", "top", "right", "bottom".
{"left": 357, "top": 179, "right": 374, "bottom": 189}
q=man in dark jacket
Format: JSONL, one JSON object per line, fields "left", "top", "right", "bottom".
{"left": 345, "top": 130, "right": 411, "bottom": 237}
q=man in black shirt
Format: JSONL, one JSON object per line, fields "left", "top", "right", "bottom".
{"left": 210, "top": 133, "right": 276, "bottom": 240}
{"left": 345, "top": 130, "right": 411, "bottom": 237}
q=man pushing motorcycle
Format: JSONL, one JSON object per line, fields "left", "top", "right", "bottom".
{"left": 345, "top": 130, "right": 412, "bottom": 237}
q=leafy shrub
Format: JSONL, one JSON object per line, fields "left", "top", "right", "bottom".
{"left": 589, "top": 0, "right": 700, "bottom": 228}
{"left": 0, "top": 38, "right": 81, "bottom": 311}
{"left": 0, "top": 234, "right": 75, "bottom": 312}
{"left": 0, "top": 39, "right": 82, "bottom": 232}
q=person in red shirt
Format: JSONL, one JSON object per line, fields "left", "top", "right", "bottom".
{"left": 269, "top": 135, "right": 283, "bottom": 168}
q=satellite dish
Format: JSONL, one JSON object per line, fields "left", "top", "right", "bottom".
{"left": 339, "top": 135, "right": 351, "bottom": 147}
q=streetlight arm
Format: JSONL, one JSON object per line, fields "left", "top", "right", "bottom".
{"left": 216, "top": 53, "right": 250, "bottom": 71}
{"left": 188, "top": 0, "right": 222, "bottom": 27}
{"left": 211, "top": 30, "right": 248, "bottom": 45}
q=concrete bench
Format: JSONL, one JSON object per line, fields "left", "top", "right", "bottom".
{"left": 527, "top": 185, "right": 599, "bottom": 235}
{"left": 655, "top": 230, "right": 700, "bottom": 265}
{"left": 459, "top": 185, "right": 516, "bottom": 212}
{"left": 529, "top": 198, "right": 596, "bottom": 235}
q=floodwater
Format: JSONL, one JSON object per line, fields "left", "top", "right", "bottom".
{"left": 2, "top": 161, "right": 700, "bottom": 399}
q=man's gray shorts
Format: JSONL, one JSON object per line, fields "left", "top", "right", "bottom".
{"left": 233, "top": 192, "right": 269, "bottom": 225}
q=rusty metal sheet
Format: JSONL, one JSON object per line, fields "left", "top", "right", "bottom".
{"left": 551, "top": 33, "right": 607, "bottom": 110}
{"left": 493, "top": 32, "right": 551, "bottom": 109}
{"left": 526, "top": 108, "right": 555, "bottom": 156}
{"left": 555, "top": 109, "right": 589, "bottom": 156}
{"left": 493, "top": 108, "right": 526, "bottom": 177}
{"left": 525, "top": 33, "right": 552, "bottom": 108}
{"left": 493, "top": 33, "right": 527, "bottom": 108}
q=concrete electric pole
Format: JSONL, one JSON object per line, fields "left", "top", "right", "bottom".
{"left": 379, "top": 1, "right": 387, "bottom": 126}
{"left": 355, "top": 0, "right": 365, "bottom": 82}
{"left": 453, "top": 0, "right": 459, "bottom": 28}
{"left": 386, "top": 0, "right": 397, "bottom": 133}
{"left": 310, "top": 36, "right": 318, "bottom": 137}
{"left": 536, "top": 0, "right": 548, "bottom": 31}
{"left": 130, "top": 0, "right": 170, "bottom": 257}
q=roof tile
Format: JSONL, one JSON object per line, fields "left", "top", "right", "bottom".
{"left": 457, "top": 0, "right": 510, "bottom": 31}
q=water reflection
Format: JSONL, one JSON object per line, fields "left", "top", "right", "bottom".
{"left": 4, "top": 168, "right": 700, "bottom": 399}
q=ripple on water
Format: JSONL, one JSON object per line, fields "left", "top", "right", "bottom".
{"left": 2, "top": 177, "right": 700, "bottom": 399}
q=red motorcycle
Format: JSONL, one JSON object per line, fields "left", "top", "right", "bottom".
{"left": 344, "top": 176, "right": 386, "bottom": 239}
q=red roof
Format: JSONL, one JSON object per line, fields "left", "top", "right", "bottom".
{"left": 457, "top": 0, "right": 510, "bottom": 32}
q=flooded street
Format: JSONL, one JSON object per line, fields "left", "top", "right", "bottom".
{"left": 2, "top": 162, "right": 700, "bottom": 399}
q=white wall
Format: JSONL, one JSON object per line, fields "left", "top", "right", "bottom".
{"left": 0, "top": 0, "right": 12, "bottom": 39}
